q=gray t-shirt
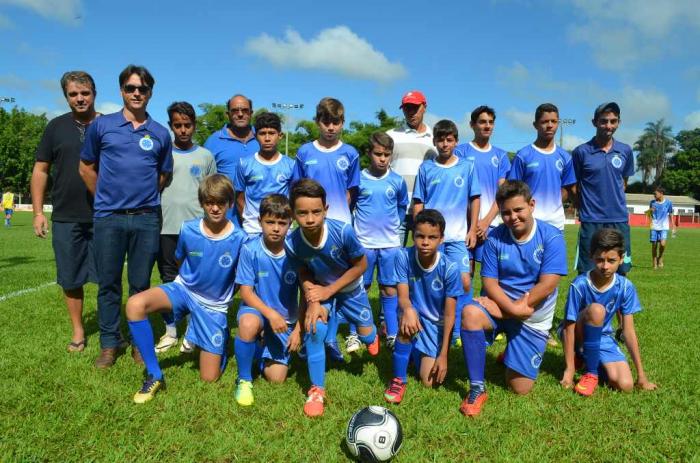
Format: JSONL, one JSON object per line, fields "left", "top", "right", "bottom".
{"left": 160, "top": 145, "right": 217, "bottom": 235}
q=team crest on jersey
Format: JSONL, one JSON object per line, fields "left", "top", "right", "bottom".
{"left": 605, "top": 299, "right": 617, "bottom": 313}
{"left": 530, "top": 352, "right": 542, "bottom": 369}
{"left": 385, "top": 186, "right": 396, "bottom": 199}
{"left": 330, "top": 245, "right": 341, "bottom": 259}
{"left": 431, "top": 277, "right": 444, "bottom": 292}
{"left": 139, "top": 135, "right": 154, "bottom": 151}
{"left": 453, "top": 176, "right": 465, "bottom": 188}
{"left": 276, "top": 174, "right": 287, "bottom": 186}
{"left": 533, "top": 245, "right": 544, "bottom": 264}
{"left": 190, "top": 164, "right": 202, "bottom": 177}
{"left": 336, "top": 156, "right": 350, "bottom": 171}
{"left": 462, "top": 255, "right": 469, "bottom": 267}
{"left": 359, "top": 308, "right": 371, "bottom": 322}
{"left": 555, "top": 159, "right": 564, "bottom": 172}
{"left": 611, "top": 155, "right": 623, "bottom": 169}
{"left": 284, "top": 270, "right": 296, "bottom": 285}
{"left": 491, "top": 155, "right": 499, "bottom": 167}
{"left": 211, "top": 331, "right": 224, "bottom": 347}
{"left": 218, "top": 252, "right": 234, "bottom": 268}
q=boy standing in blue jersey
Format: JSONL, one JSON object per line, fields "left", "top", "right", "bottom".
{"left": 234, "top": 112, "right": 294, "bottom": 237}
{"left": 560, "top": 228, "right": 656, "bottom": 396}
{"left": 459, "top": 180, "right": 567, "bottom": 416}
{"left": 384, "top": 210, "right": 462, "bottom": 404}
{"left": 124, "top": 174, "right": 247, "bottom": 403}
{"left": 648, "top": 186, "right": 675, "bottom": 269}
{"left": 413, "top": 119, "right": 480, "bottom": 342}
{"left": 456, "top": 106, "right": 511, "bottom": 267}
{"left": 285, "top": 179, "right": 380, "bottom": 417}
{"left": 508, "top": 103, "right": 576, "bottom": 232}
{"left": 348, "top": 132, "right": 408, "bottom": 351}
{"left": 234, "top": 194, "right": 301, "bottom": 406}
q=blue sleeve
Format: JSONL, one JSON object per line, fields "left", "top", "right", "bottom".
{"left": 342, "top": 223, "right": 365, "bottom": 260}
{"left": 468, "top": 161, "right": 481, "bottom": 198}
{"left": 284, "top": 239, "right": 304, "bottom": 271}
{"left": 541, "top": 229, "right": 568, "bottom": 276}
{"left": 480, "top": 235, "right": 499, "bottom": 279}
{"left": 397, "top": 178, "right": 408, "bottom": 223}
{"left": 291, "top": 154, "right": 304, "bottom": 184}
{"left": 564, "top": 283, "right": 582, "bottom": 322}
{"left": 234, "top": 244, "right": 257, "bottom": 286}
{"left": 498, "top": 153, "right": 512, "bottom": 179}
{"left": 159, "top": 135, "right": 173, "bottom": 173}
{"left": 622, "top": 148, "right": 635, "bottom": 178}
{"left": 412, "top": 165, "right": 426, "bottom": 202}
{"left": 396, "top": 249, "right": 409, "bottom": 284}
{"left": 507, "top": 154, "right": 524, "bottom": 180}
{"left": 347, "top": 149, "right": 361, "bottom": 189}
{"left": 562, "top": 155, "right": 576, "bottom": 186}
{"left": 80, "top": 119, "right": 100, "bottom": 163}
{"left": 444, "top": 261, "right": 464, "bottom": 298}
{"left": 620, "top": 280, "right": 642, "bottom": 315}
{"left": 234, "top": 159, "right": 246, "bottom": 192}
{"left": 667, "top": 201, "right": 674, "bottom": 215}
{"left": 571, "top": 148, "right": 582, "bottom": 181}
{"left": 175, "top": 225, "right": 187, "bottom": 262}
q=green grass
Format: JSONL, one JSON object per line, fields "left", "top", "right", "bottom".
{"left": 1, "top": 212, "right": 699, "bottom": 462}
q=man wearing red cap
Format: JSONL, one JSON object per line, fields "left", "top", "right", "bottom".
{"left": 387, "top": 90, "right": 437, "bottom": 245}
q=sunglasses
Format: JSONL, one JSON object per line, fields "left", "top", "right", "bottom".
{"left": 123, "top": 84, "right": 150, "bottom": 94}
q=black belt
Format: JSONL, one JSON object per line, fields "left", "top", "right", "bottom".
{"left": 112, "top": 207, "right": 156, "bottom": 215}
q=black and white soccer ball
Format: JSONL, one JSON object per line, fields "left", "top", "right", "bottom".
{"left": 346, "top": 406, "right": 403, "bottom": 462}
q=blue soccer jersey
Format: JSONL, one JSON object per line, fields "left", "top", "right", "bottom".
{"left": 413, "top": 157, "right": 481, "bottom": 242}
{"left": 235, "top": 236, "right": 299, "bottom": 323}
{"left": 285, "top": 218, "right": 365, "bottom": 292}
{"left": 234, "top": 153, "right": 294, "bottom": 234}
{"left": 564, "top": 272, "right": 641, "bottom": 335}
{"left": 396, "top": 247, "right": 463, "bottom": 324}
{"left": 292, "top": 141, "right": 360, "bottom": 224}
{"left": 649, "top": 199, "right": 673, "bottom": 230}
{"left": 481, "top": 219, "right": 568, "bottom": 331}
{"left": 456, "top": 142, "right": 511, "bottom": 225}
{"left": 508, "top": 144, "right": 576, "bottom": 230}
{"left": 174, "top": 218, "right": 248, "bottom": 312}
{"left": 353, "top": 169, "right": 408, "bottom": 249}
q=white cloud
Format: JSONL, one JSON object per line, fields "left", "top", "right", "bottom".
{"left": 683, "top": 111, "right": 700, "bottom": 130}
{"left": 615, "top": 127, "right": 644, "bottom": 146}
{"left": 29, "top": 106, "right": 63, "bottom": 120}
{"left": 245, "top": 26, "right": 407, "bottom": 83}
{"left": 0, "top": 0, "right": 82, "bottom": 24}
{"left": 0, "top": 73, "right": 30, "bottom": 91}
{"left": 423, "top": 112, "right": 470, "bottom": 139}
{"left": 0, "top": 12, "right": 12, "bottom": 28}
{"left": 503, "top": 108, "right": 533, "bottom": 131}
{"left": 95, "top": 101, "right": 121, "bottom": 115}
{"left": 561, "top": 134, "right": 586, "bottom": 151}
{"left": 618, "top": 86, "right": 671, "bottom": 125}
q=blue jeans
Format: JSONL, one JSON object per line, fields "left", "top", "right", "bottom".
{"left": 94, "top": 212, "right": 160, "bottom": 348}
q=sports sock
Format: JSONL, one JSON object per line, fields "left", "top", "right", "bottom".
{"left": 392, "top": 339, "right": 412, "bottom": 383}
{"left": 381, "top": 295, "right": 399, "bottom": 338}
{"left": 461, "top": 328, "right": 486, "bottom": 390}
{"left": 324, "top": 308, "right": 339, "bottom": 344}
{"left": 358, "top": 325, "right": 377, "bottom": 345}
{"left": 161, "top": 311, "right": 177, "bottom": 337}
{"left": 582, "top": 324, "right": 603, "bottom": 376}
{"left": 128, "top": 319, "right": 163, "bottom": 380}
{"left": 348, "top": 323, "right": 358, "bottom": 336}
{"left": 234, "top": 337, "right": 256, "bottom": 381}
{"left": 306, "top": 321, "right": 328, "bottom": 388}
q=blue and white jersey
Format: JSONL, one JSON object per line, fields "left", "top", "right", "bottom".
{"left": 292, "top": 141, "right": 360, "bottom": 224}
{"left": 174, "top": 218, "right": 248, "bottom": 313}
{"left": 235, "top": 236, "right": 299, "bottom": 323}
{"left": 353, "top": 169, "right": 408, "bottom": 249}
{"left": 413, "top": 157, "right": 481, "bottom": 242}
{"left": 396, "top": 247, "right": 463, "bottom": 324}
{"left": 481, "top": 219, "right": 568, "bottom": 331}
{"left": 649, "top": 199, "right": 673, "bottom": 230}
{"left": 456, "top": 142, "right": 511, "bottom": 226}
{"left": 285, "top": 218, "right": 365, "bottom": 293}
{"left": 234, "top": 153, "right": 294, "bottom": 234}
{"left": 508, "top": 144, "right": 576, "bottom": 231}
{"left": 564, "top": 272, "right": 641, "bottom": 336}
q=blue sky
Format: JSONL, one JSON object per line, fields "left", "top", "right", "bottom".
{"left": 1, "top": 0, "right": 699, "bottom": 157}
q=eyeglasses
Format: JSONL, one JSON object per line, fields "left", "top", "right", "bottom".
{"left": 228, "top": 107, "right": 251, "bottom": 114}
{"left": 123, "top": 85, "right": 150, "bottom": 94}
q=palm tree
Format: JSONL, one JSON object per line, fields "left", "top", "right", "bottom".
{"left": 633, "top": 119, "right": 675, "bottom": 186}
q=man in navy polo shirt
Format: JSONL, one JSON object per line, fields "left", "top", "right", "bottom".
{"left": 572, "top": 102, "right": 634, "bottom": 274}
{"left": 79, "top": 64, "right": 173, "bottom": 368}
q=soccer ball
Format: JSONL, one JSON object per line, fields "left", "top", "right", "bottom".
{"left": 346, "top": 406, "right": 403, "bottom": 462}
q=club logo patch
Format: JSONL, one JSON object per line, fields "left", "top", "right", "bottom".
{"left": 330, "top": 245, "right": 341, "bottom": 259}
{"left": 218, "top": 253, "right": 234, "bottom": 268}
{"left": 276, "top": 174, "right": 287, "bottom": 186}
{"left": 491, "top": 155, "right": 499, "bottom": 167}
{"left": 611, "top": 155, "right": 623, "bottom": 169}
{"left": 453, "top": 176, "right": 465, "bottom": 188}
{"left": 533, "top": 245, "right": 544, "bottom": 264}
{"left": 284, "top": 270, "right": 296, "bottom": 285}
{"left": 211, "top": 332, "right": 224, "bottom": 347}
{"left": 431, "top": 277, "right": 444, "bottom": 292}
{"left": 385, "top": 187, "right": 396, "bottom": 199}
{"left": 139, "top": 135, "right": 154, "bottom": 151}
{"left": 359, "top": 308, "right": 371, "bottom": 321}
{"left": 190, "top": 165, "right": 202, "bottom": 177}
{"left": 555, "top": 159, "right": 564, "bottom": 172}
{"left": 336, "top": 156, "right": 349, "bottom": 171}
{"left": 530, "top": 352, "right": 542, "bottom": 369}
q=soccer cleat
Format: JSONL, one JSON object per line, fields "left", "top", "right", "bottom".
{"left": 180, "top": 338, "right": 194, "bottom": 354}
{"left": 133, "top": 376, "right": 165, "bottom": 404}
{"left": 574, "top": 373, "right": 599, "bottom": 397}
{"left": 345, "top": 333, "right": 361, "bottom": 353}
{"left": 385, "top": 335, "right": 396, "bottom": 351}
{"left": 155, "top": 334, "right": 178, "bottom": 353}
{"left": 303, "top": 386, "right": 325, "bottom": 417}
{"left": 384, "top": 377, "right": 407, "bottom": 404}
{"left": 235, "top": 380, "right": 254, "bottom": 406}
{"left": 325, "top": 341, "right": 345, "bottom": 362}
{"left": 367, "top": 335, "right": 380, "bottom": 356}
{"left": 453, "top": 337, "right": 462, "bottom": 348}
{"left": 460, "top": 387, "right": 488, "bottom": 417}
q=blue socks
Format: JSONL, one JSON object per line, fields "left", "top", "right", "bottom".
{"left": 583, "top": 324, "right": 603, "bottom": 376}
{"left": 461, "top": 328, "right": 486, "bottom": 390}
{"left": 234, "top": 337, "right": 256, "bottom": 381}
{"left": 381, "top": 295, "right": 399, "bottom": 338}
{"left": 324, "top": 308, "right": 339, "bottom": 344}
{"left": 358, "top": 325, "right": 377, "bottom": 345}
{"left": 128, "top": 319, "right": 163, "bottom": 380}
{"left": 306, "top": 321, "right": 328, "bottom": 388}
{"left": 392, "top": 339, "right": 412, "bottom": 383}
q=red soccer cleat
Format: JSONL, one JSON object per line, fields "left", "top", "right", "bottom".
{"left": 384, "top": 377, "right": 407, "bottom": 404}
{"left": 303, "top": 386, "right": 325, "bottom": 417}
{"left": 574, "top": 373, "right": 599, "bottom": 397}
{"left": 367, "top": 335, "right": 380, "bottom": 356}
{"left": 460, "top": 388, "right": 488, "bottom": 417}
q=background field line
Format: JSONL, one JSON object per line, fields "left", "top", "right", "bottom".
{"left": 0, "top": 281, "right": 55, "bottom": 302}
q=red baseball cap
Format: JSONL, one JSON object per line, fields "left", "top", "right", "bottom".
{"left": 400, "top": 90, "right": 426, "bottom": 108}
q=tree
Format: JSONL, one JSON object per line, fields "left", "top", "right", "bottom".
{"left": 633, "top": 119, "right": 675, "bottom": 187}
{"left": 194, "top": 103, "right": 227, "bottom": 146}
{"left": 0, "top": 107, "right": 47, "bottom": 196}
{"left": 658, "top": 128, "right": 700, "bottom": 199}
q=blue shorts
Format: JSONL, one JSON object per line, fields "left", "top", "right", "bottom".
{"left": 650, "top": 230, "right": 668, "bottom": 242}
{"left": 411, "top": 314, "right": 444, "bottom": 359}
{"left": 555, "top": 323, "right": 627, "bottom": 366}
{"left": 323, "top": 285, "right": 374, "bottom": 328}
{"left": 363, "top": 247, "right": 401, "bottom": 287}
{"left": 160, "top": 282, "right": 229, "bottom": 356}
{"left": 4, "top": 208, "right": 13, "bottom": 216}
{"left": 441, "top": 241, "right": 470, "bottom": 274}
{"left": 237, "top": 306, "right": 296, "bottom": 365}
{"left": 474, "top": 301, "right": 548, "bottom": 380}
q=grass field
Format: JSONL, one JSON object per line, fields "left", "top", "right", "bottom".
{"left": 1, "top": 212, "right": 699, "bottom": 462}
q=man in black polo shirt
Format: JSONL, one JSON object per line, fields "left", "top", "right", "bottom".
{"left": 30, "top": 70, "right": 99, "bottom": 352}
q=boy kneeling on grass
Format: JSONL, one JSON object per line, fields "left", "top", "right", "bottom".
{"left": 126, "top": 174, "right": 247, "bottom": 403}
{"left": 559, "top": 228, "right": 657, "bottom": 396}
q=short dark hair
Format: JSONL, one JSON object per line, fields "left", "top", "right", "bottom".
{"left": 259, "top": 194, "right": 292, "bottom": 220}
{"left": 198, "top": 174, "right": 235, "bottom": 206}
{"left": 496, "top": 180, "right": 532, "bottom": 206}
{"left": 227, "top": 94, "right": 253, "bottom": 111}
{"left": 167, "top": 101, "right": 196, "bottom": 124}
{"left": 590, "top": 228, "right": 625, "bottom": 257}
{"left": 254, "top": 112, "right": 282, "bottom": 133}
{"left": 368, "top": 131, "right": 394, "bottom": 153}
{"left": 414, "top": 209, "right": 446, "bottom": 236}
{"left": 290, "top": 179, "right": 326, "bottom": 208}
{"left": 534, "top": 103, "right": 559, "bottom": 122}
{"left": 433, "top": 119, "right": 459, "bottom": 140}
{"left": 315, "top": 97, "right": 345, "bottom": 123}
{"left": 654, "top": 185, "right": 665, "bottom": 194}
{"left": 470, "top": 105, "right": 496, "bottom": 124}
{"left": 60, "top": 71, "right": 96, "bottom": 97}
{"left": 118, "top": 64, "right": 155, "bottom": 89}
